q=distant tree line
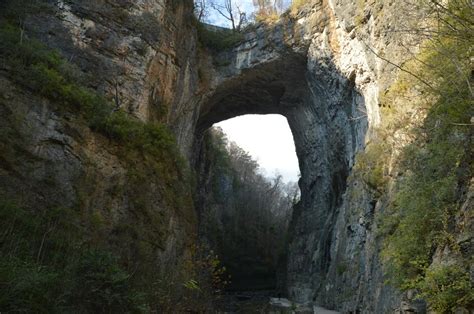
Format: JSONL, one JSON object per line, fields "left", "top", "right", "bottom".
{"left": 197, "top": 127, "right": 299, "bottom": 290}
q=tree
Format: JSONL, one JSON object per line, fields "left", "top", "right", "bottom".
{"left": 200, "top": 127, "right": 298, "bottom": 290}
{"left": 210, "top": 0, "right": 247, "bottom": 31}
{"left": 253, "top": 0, "right": 287, "bottom": 18}
{"left": 194, "top": 0, "right": 210, "bottom": 22}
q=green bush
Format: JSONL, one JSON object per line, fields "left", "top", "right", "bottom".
{"left": 416, "top": 265, "right": 473, "bottom": 312}
{"left": 196, "top": 22, "right": 244, "bottom": 52}
{"left": 0, "top": 258, "right": 62, "bottom": 313}
{"left": 0, "top": 201, "right": 147, "bottom": 312}
{"left": 70, "top": 250, "right": 147, "bottom": 313}
{"left": 353, "top": 141, "right": 390, "bottom": 195}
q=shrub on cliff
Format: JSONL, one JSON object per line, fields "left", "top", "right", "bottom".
{"left": 196, "top": 22, "right": 244, "bottom": 52}
{"left": 0, "top": 21, "right": 186, "bottom": 182}
{"left": 0, "top": 201, "right": 147, "bottom": 312}
{"left": 376, "top": 0, "right": 473, "bottom": 311}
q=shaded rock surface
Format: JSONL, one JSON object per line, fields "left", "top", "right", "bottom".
{"left": 0, "top": 0, "right": 200, "bottom": 300}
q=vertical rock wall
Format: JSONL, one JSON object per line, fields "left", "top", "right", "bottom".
{"left": 0, "top": 0, "right": 202, "bottom": 293}
{"left": 285, "top": 0, "right": 425, "bottom": 312}
{"left": 24, "top": 0, "right": 205, "bottom": 157}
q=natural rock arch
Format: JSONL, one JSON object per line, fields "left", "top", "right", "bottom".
{"left": 196, "top": 53, "right": 308, "bottom": 134}
{"left": 193, "top": 24, "right": 369, "bottom": 302}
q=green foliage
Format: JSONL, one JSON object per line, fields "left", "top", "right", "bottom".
{"left": 353, "top": 141, "right": 390, "bottom": 195}
{"left": 0, "top": 200, "right": 146, "bottom": 313}
{"left": 375, "top": 0, "right": 474, "bottom": 309}
{"left": 0, "top": 258, "right": 61, "bottom": 313}
{"left": 415, "top": 265, "right": 474, "bottom": 312}
{"left": 196, "top": 22, "right": 244, "bottom": 52}
{"left": 97, "top": 110, "right": 180, "bottom": 166}
{"left": 71, "top": 250, "right": 147, "bottom": 313}
{"left": 184, "top": 279, "right": 201, "bottom": 291}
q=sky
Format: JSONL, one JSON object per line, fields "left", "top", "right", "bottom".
{"left": 206, "top": 0, "right": 255, "bottom": 27}
{"left": 215, "top": 115, "right": 300, "bottom": 183}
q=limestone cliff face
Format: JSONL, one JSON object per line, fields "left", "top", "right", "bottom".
{"left": 278, "top": 1, "right": 425, "bottom": 311}
{"left": 22, "top": 0, "right": 205, "bottom": 156}
{"left": 0, "top": 0, "right": 200, "bottom": 297}
{"left": 285, "top": 0, "right": 404, "bottom": 311}
{"left": 1, "top": 0, "right": 467, "bottom": 312}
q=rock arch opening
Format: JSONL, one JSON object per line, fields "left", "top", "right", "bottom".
{"left": 193, "top": 51, "right": 309, "bottom": 293}
{"left": 201, "top": 114, "right": 300, "bottom": 292}
{"left": 216, "top": 114, "right": 300, "bottom": 183}
{"left": 193, "top": 29, "right": 369, "bottom": 303}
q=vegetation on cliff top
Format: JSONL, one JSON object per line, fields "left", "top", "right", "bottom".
{"left": 194, "top": 0, "right": 306, "bottom": 53}
{"left": 196, "top": 22, "right": 245, "bottom": 52}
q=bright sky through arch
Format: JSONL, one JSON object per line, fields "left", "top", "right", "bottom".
{"left": 215, "top": 114, "right": 300, "bottom": 183}
{"left": 206, "top": 0, "right": 255, "bottom": 27}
